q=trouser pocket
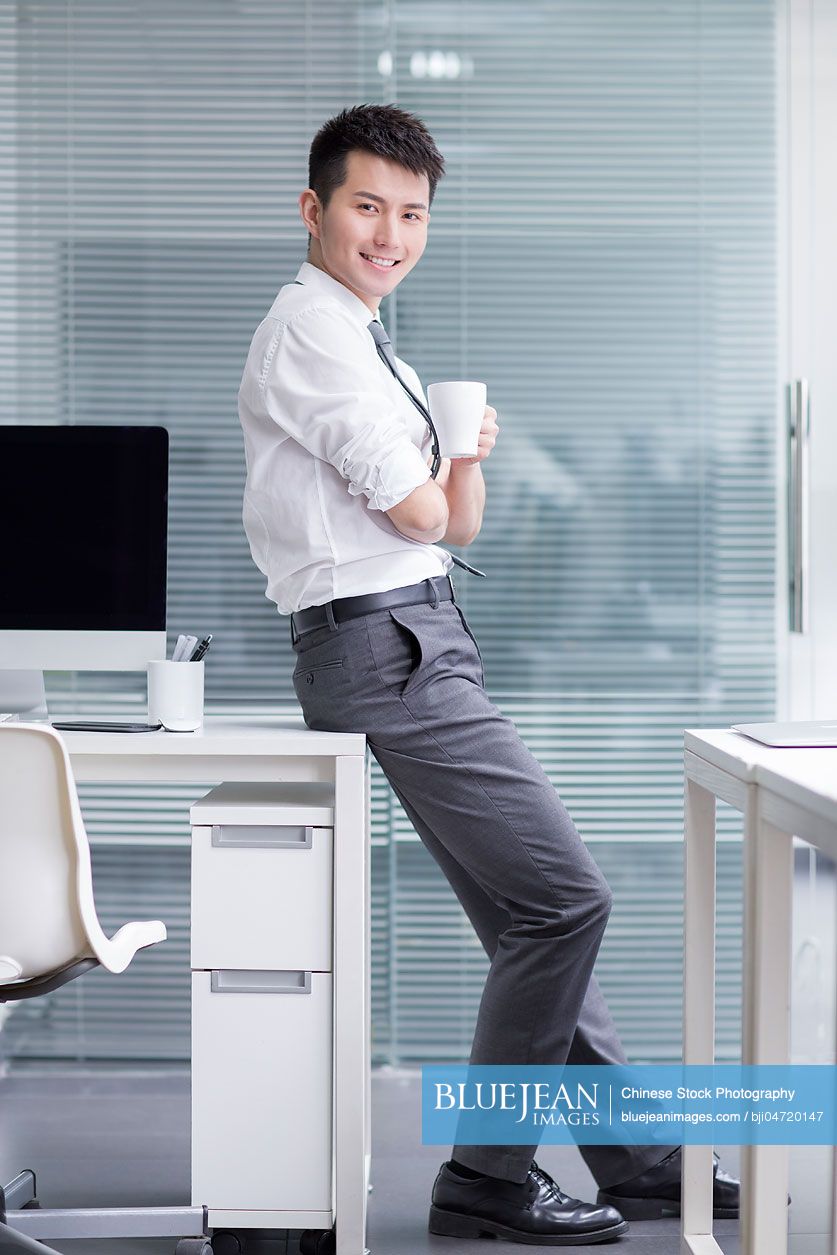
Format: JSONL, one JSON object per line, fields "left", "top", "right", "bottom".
{"left": 453, "top": 604, "right": 485, "bottom": 688}
{"left": 364, "top": 601, "right": 443, "bottom": 699}
{"left": 370, "top": 607, "right": 425, "bottom": 698}
{"left": 298, "top": 658, "right": 344, "bottom": 673}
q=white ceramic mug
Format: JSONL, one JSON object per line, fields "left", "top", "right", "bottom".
{"left": 147, "top": 659, "right": 204, "bottom": 732}
{"left": 426, "top": 381, "right": 487, "bottom": 459}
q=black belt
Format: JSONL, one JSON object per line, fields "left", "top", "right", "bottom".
{"left": 290, "top": 575, "right": 455, "bottom": 644}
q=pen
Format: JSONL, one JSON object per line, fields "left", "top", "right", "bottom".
{"left": 189, "top": 634, "right": 212, "bottom": 662}
{"left": 173, "top": 634, "right": 197, "bottom": 662}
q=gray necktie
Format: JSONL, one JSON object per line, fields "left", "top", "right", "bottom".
{"left": 368, "top": 319, "right": 441, "bottom": 478}
{"left": 368, "top": 319, "right": 486, "bottom": 579}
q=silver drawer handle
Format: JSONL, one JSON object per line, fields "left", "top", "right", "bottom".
{"left": 210, "top": 970, "right": 312, "bottom": 995}
{"left": 211, "top": 824, "right": 314, "bottom": 849}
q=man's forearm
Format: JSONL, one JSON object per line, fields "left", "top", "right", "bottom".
{"left": 386, "top": 475, "right": 450, "bottom": 544}
{"left": 442, "top": 463, "right": 485, "bottom": 546}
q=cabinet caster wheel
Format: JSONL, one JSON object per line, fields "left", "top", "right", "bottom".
{"left": 210, "top": 1232, "right": 243, "bottom": 1255}
{"left": 299, "top": 1225, "right": 336, "bottom": 1255}
{"left": 175, "top": 1239, "right": 212, "bottom": 1255}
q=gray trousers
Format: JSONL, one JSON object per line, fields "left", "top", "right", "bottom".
{"left": 291, "top": 580, "right": 675, "bottom": 1187}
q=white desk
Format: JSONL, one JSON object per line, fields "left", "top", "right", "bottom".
{"left": 63, "top": 714, "right": 371, "bottom": 1255}
{"left": 682, "top": 728, "right": 837, "bottom": 1255}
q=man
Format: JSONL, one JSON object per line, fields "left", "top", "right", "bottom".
{"left": 238, "top": 103, "right": 739, "bottom": 1245}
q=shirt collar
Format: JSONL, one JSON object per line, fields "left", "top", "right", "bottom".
{"left": 294, "top": 260, "right": 379, "bottom": 330}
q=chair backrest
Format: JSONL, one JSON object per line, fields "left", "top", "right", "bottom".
{"left": 0, "top": 723, "right": 101, "bottom": 982}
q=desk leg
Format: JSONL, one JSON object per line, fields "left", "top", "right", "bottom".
{"left": 334, "top": 753, "right": 370, "bottom": 1255}
{"left": 681, "top": 768, "right": 721, "bottom": 1255}
{"left": 740, "top": 795, "right": 793, "bottom": 1255}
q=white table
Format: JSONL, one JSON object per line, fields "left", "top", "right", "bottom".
{"left": 63, "top": 714, "right": 371, "bottom": 1255}
{"left": 682, "top": 728, "right": 837, "bottom": 1255}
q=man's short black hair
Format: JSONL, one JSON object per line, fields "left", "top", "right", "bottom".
{"left": 308, "top": 103, "right": 446, "bottom": 211}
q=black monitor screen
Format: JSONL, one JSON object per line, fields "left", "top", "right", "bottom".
{"left": 0, "top": 425, "right": 168, "bottom": 631}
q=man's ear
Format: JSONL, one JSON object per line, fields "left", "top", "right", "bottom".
{"left": 299, "top": 188, "right": 321, "bottom": 239}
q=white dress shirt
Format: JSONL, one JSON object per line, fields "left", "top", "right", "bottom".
{"left": 238, "top": 261, "right": 453, "bottom": 614}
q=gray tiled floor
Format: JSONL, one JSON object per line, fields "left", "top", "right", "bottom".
{"left": 0, "top": 1067, "right": 828, "bottom": 1255}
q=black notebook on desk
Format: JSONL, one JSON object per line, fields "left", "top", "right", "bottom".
{"left": 52, "top": 721, "right": 162, "bottom": 733}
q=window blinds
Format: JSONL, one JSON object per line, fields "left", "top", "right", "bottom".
{"left": 0, "top": 0, "right": 776, "bottom": 1064}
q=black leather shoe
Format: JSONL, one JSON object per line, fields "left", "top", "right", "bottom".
{"left": 429, "top": 1159, "right": 628, "bottom": 1245}
{"left": 597, "top": 1148, "right": 740, "bottom": 1219}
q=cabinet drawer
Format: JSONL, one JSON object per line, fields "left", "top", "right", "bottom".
{"left": 191, "top": 969, "right": 332, "bottom": 1213}
{"left": 191, "top": 824, "right": 332, "bottom": 971}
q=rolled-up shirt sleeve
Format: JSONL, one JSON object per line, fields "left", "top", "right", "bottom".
{"left": 258, "top": 303, "right": 431, "bottom": 512}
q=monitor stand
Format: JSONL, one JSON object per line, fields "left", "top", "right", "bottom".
{"left": 0, "top": 670, "right": 161, "bottom": 733}
{"left": 0, "top": 669, "right": 49, "bottom": 720}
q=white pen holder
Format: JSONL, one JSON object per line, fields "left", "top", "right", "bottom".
{"left": 148, "top": 659, "right": 204, "bottom": 732}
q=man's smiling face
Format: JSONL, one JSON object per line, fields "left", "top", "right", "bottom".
{"left": 300, "top": 149, "right": 430, "bottom": 315}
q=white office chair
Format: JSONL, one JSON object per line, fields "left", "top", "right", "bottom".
{"left": 0, "top": 723, "right": 211, "bottom": 1255}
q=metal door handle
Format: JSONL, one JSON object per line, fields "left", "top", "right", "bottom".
{"left": 787, "top": 379, "right": 810, "bottom": 633}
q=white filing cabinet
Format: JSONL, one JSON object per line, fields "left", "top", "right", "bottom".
{"left": 189, "top": 781, "right": 336, "bottom": 1230}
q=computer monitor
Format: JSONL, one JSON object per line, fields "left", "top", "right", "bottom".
{"left": 0, "top": 426, "right": 168, "bottom": 698}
